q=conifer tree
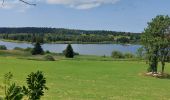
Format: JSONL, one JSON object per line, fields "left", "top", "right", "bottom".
{"left": 64, "top": 44, "right": 74, "bottom": 58}
{"left": 31, "top": 42, "right": 44, "bottom": 55}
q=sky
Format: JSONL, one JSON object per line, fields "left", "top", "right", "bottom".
{"left": 0, "top": 0, "right": 170, "bottom": 33}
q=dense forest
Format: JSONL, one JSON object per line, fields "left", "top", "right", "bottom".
{"left": 0, "top": 27, "right": 141, "bottom": 43}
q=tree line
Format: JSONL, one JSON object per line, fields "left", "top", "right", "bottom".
{"left": 0, "top": 27, "right": 140, "bottom": 44}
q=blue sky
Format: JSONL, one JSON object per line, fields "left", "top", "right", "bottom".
{"left": 0, "top": 0, "right": 170, "bottom": 32}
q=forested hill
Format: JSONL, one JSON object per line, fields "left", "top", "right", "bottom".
{"left": 0, "top": 27, "right": 141, "bottom": 44}
{"left": 0, "top": 27, "right": 139, "bottom": 35}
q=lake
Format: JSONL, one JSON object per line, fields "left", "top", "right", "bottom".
{"left": 0, "top": 41, "right": 141, "bottom": 56}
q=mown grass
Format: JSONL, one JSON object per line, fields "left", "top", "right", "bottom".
{"left": 0, "top": 55, "right": 170, "bottom": 100}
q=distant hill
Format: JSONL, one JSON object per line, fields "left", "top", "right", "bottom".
{"left": 0, "top": 27, "right": 141, "bottom": 44}
{"left": 0, "top": 27, "right": 140, "bottom": 35}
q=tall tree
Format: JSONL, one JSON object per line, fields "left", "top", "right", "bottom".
{"left": 142, "top": 15, "right": 170, "bottom": 73}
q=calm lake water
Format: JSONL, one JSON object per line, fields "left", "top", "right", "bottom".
{"left": 0, "top": 41, "right": 141, "bottom": 56}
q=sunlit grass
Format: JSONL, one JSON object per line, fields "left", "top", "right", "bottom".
{"left": 0, "top": 57, "right": 170, "bottom": 100}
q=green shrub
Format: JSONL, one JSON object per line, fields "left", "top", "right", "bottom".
{"left": 124, "top": 53, "right": 134, "bottom": 58}
{"left": 45, "top": 50, "right": 51, "bottom": 54}
{"left": 23, "top": 71, "right": 48, "bottom": 100}
{"left": 44, "top": 55, "right": 55, "bottom": 61}
{"left": 2, "top": 71, "right": 48, "bottom": 100}
{"left": 0, "top": 45, "right": 7, "bottom": 50}
{"left": 24, "top": 47, "right": 33, "bottom": 52}
{"left": 111, "top": 51, "right": 124, "bottom": 58}
{"left": 136, "top": 47, "right": 145, "bottom": 59}
{"left": 13, "top": 47, "right": 24, "bottom": 51}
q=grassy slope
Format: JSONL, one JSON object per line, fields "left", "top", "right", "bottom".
{"left": 0, "top": 57, "right": 170, "bottom": 100}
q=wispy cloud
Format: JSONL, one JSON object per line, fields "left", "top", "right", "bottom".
{"left": 0, "top": 0, "right": 18, "bottom": 9}
{"left": 46, "top": 0, "right": 120, "bottom": 10}
{"left": 0, "top": 0, "right": 36, "bottom": 11}
{"left": 0, "top": 0, "right": 120, "bottom": 10}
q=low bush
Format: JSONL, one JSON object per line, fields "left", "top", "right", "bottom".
{"left": 13, "top": 47, "right": 24, "bottom": 51}
{"left": 111, "top": 51, "right": 124, "bottom": 58}
{"left": 24, "top": 47, "right": 33, "bottom": 51}
{"left": 0, "top": 45, "right": 7, "bottom": 50}
{"left": 13, "top": 47, "right": 33, "bottom": 52}
{"left": 124, "top": 53, "right": 134, "bottom": 58}
{"left": 44, "top": 55, "right": 55, "bottom": 61}
{"left": 45, "top": 50, "right": 51, "bottom": 54}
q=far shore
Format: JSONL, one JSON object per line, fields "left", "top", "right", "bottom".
{"left": 0, "top": 39, "right": 140, "bottom": 45}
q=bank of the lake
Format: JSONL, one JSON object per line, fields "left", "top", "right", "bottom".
{"left": 0, "top": 40, "right": 141, "bottom": 56}
{"left": 0, "top": 39, "right": 140, "bottom": 44}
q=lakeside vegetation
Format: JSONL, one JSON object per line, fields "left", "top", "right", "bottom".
{"left": 0, "top": 28, "right": 141, "bottom": 44}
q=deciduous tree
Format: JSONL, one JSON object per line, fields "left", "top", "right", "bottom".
{"left": 142, "top": 15, "right": 170, "bottom": 73}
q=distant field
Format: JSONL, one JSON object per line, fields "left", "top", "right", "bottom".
{"left": 0, "top": 57, "right": 170, "bottom": 100}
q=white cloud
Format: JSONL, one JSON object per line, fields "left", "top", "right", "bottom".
{"left": 46, "top": 0, "right": 120, "bottom": 9}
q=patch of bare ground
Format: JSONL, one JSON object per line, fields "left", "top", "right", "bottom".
{"left": 144, "top": 72, "right": 170, "bottom": 79}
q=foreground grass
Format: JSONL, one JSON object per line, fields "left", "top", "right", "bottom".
{"left": 0, "top": 57, "right": 170, "bottom": 100}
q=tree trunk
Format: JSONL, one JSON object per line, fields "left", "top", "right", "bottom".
{"left": 161, "top": 61, "right": 165, "bottom": 74}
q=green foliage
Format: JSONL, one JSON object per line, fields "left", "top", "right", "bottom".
{"left": 0, "top": 45, "right": 7, "bottom": 50}
{"left": 111, "top": 51, "right": 135, "bottom": 59}
{"left": 5, "top": 84, "right": 23, "bottom": 100}
{"left": 64, "top": 44, "right": 74, "bottom": 58}
{"left": 13, "top": 47, "right": 25, "bottom": 51}
{"left": 136, "top": 47, "right": 145, "bottom": 59}
{"left": 14, "top": 47, "right": 33, "bottom": 52}
{"left": 43, "top": 55, "right": 55, "bottom": 61}
{"left": 4, "top": 72, "right": 13, "bottom": 86}
{"left": 111, "top": 51, "right": 124, "bottom": 58}
{"left": 24, "top": 47, "right": 33, "bottom": 52}
{"left": 0, "top": 27, "right": 140, "bottom": 43}
{"left": 45, "top": 50, "right": 50, "bottom": 54}
{"left": 116, "top": 37, "right": 130, "bottom": 43}
{"left": 24, "top": 71, "right": 48, "bottom": 100}
{"left": 2, "top": 71, "right": 48, "bottom": 100}
{"left": 142, "top": 15, "right": 170, "bottom": 73}
{"left": 31, "top": 42, "right": 44, "bottom": 55}
{"left": 3, "top": 72, "right": 23, "bottom": 100}
{"left": 124, "top": 53, "right": 134, "bottom": 58}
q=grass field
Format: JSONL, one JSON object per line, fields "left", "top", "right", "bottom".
{"left": 0, "top": 56, "right": 170, "bottom": 100}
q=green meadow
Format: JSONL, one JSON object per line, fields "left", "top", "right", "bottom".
{"left": 0, "top": 55, "right": 170, "bottom": 100}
